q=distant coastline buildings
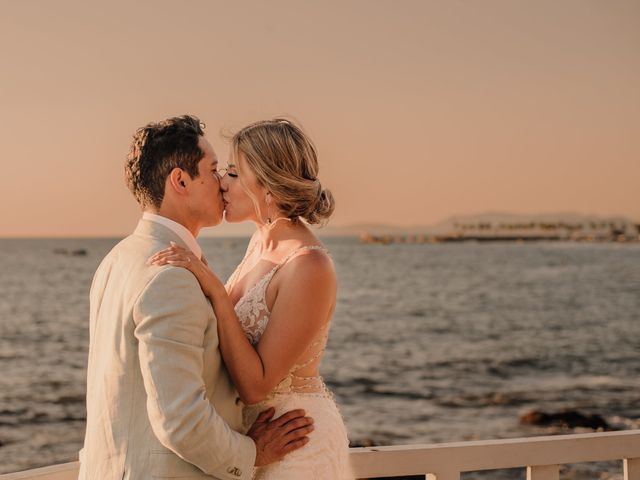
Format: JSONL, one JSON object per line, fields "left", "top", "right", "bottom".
{"left": 359, "top": 216, "right": 640, "bottom": 245}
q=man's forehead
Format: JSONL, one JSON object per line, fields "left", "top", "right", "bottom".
{"left": 199, "top": 135, "right": 217, "bottom": 163}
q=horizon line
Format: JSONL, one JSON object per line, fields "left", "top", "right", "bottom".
{"left": 2, "top": 211, "right": 639, "bottom": 239}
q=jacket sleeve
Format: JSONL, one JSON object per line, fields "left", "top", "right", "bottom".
{"left": 133, "top": 266, "right": 256, "bottom": 480}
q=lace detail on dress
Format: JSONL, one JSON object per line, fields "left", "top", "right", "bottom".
{"left": 231, "top": 267, "right": 278, "bottom": 345}
{"left": 228, "top": 245, "right": 332, "bottom": 398}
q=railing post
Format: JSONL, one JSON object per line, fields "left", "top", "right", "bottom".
{"left": 527, "top": 465, "right": 560, "bottom": 480}
{"left": 625, "top": 458, "right": 640, "bottom": 480}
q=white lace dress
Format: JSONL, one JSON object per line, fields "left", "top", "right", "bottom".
{"left": 226, "top": 245, "right": 353, "bottom": 480}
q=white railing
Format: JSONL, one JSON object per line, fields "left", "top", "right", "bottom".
{"left": 1, "top": 430, "right": 639, "bottom": 480}
{"left": 349, "top": 430, "right": 640, "bottom": 479}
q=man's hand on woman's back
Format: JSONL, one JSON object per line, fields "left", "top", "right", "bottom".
{"left": 247, "top": 408, "right": 314, "bottom": 466}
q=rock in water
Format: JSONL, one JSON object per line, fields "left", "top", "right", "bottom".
{"left": 519, "top": 409, "right": 610, "bottom": 430}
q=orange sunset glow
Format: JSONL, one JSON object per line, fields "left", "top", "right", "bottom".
{"left": 1, "top": 0, "right": 639, "bottom": 237}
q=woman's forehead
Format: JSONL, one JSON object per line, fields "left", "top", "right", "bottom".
{"left": 229, "top": 150, "right": 248, "bottom": 168}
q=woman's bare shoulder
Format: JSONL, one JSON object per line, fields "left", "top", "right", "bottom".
{"left": 282, "top": 245, "right": 335, "bottom": 285}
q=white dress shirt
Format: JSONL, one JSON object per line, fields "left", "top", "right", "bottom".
{"left": 142, "top": 212, "right": 203, "bottom": 260}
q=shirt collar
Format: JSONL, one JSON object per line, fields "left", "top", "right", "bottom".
{"left": 142, "top": 212, "right": 202, "bottom": 260}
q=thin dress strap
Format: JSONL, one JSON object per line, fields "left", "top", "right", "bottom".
{"left": 225, "top": 238, "right": 260, "bottom": 290}
{"left": 272, "top": 245, "right": 328, "bottom": 274}
{"left": 249, "top": 245, "right": 329, "bottom": 304}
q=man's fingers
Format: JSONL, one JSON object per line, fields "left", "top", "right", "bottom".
{"left": 282, "top": 423, "right": 314, "bottom": 444}
{"left": 271, "top": 409, "right": 307, "bottom": 427}
{"left": 281, "top": 436, "right": 310, "bottom": 454}
{"left": 278, "top": 415, "right": 314, "bottom": 433}
{"left": 255, "top": 407, "right": 275, "bottom": 424}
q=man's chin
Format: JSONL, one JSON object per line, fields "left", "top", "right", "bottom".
{"left": 222, "top": 211, "right": 241, "bottom": 224}
{"left": 202, "top": 214, "right": 224, "bottom": 228}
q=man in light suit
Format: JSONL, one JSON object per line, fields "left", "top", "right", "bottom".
{"left": 79, "top": 115, "right": 314, "bottom": 479}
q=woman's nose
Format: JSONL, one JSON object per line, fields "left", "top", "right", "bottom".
{"left": 219, "top": 175, "right": 228, "bottom": 191}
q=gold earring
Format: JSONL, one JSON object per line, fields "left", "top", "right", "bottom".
{"left": 265, "top": 194, "right": 272, "bottom": 224}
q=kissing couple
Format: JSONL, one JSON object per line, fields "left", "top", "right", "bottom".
{"left": 79, "top": 116, "right": 354, "bottom": 479}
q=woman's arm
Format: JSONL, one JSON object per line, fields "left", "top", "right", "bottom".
{"left": 148, "top": 244, "right": 335, "bottom": 405}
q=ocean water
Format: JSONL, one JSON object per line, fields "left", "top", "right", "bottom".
{"left": 1, "top": 237, "right": 639, "bottom": 477}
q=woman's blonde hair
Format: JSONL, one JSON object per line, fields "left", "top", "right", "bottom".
{"left": 230, "top": 118, "right": 335, "bottom": 225}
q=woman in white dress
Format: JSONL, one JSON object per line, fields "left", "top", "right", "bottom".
{"left": 149, "top": 119, "right": 353, "bottom": 479}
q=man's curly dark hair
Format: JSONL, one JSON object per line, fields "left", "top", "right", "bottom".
{"left": 125, "top": 115, "right": 205, "bottom": 208}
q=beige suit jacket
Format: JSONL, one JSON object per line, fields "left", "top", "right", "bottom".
{"left": 78, "top": 219, "right": 256, "bottom": 480}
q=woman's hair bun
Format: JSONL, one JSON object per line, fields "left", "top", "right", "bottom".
{"left": 305, "top": 185, "right": 335, "bottom": 225}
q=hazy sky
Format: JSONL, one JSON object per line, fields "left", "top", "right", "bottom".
{"left": 1, "top": 0, "right": 638, "bottom": 237}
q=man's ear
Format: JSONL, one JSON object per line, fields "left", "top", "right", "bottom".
{"left": 167, "top": 168, "right": 189, "bottom": 194}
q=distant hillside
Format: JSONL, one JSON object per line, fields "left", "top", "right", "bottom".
{"left": 326, "top": 212, "right": 638, "bottom": 237}
{"left": 200, "top": 212, "right": 638, "bottom": 238}
{"left": 433, "top": 212, "right": 635, "bottom": 231}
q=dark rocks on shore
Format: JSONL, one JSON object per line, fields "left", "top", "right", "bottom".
{"left": 368, "top": 477, "right": 425, "bottom": 480}
{"left": 349, "top": 438, "right": 378, "bottom": 448}
{"left": 519, "top": 409, "right": 610, "bottom": 430}
{"left": 53, "top": 248, "right": 88, "bottom": 256}
{"left": 52, "top": 394, "right": 86, "bottom": 405}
